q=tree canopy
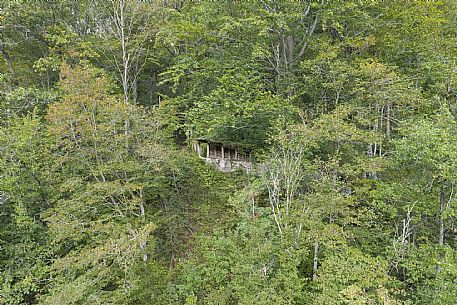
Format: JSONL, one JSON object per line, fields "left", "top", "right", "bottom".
{"left": 1, "top": 0, "right": 457, "bottom": 304}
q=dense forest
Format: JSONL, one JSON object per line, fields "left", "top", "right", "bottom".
{"left": 1, "top": 0, "right": 457, "bottom": 304}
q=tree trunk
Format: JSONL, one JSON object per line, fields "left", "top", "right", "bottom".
{"left": 119, "top": 0, "right": 129, "bottom": 103}
{"left": 386, "top": 103, "right": 392, "bottom": 139}
{"left": 312, "top": 240, "right": 319, "bottom": 281}
{"left": 0, "top": 31, "right": 14, "bottom": 78}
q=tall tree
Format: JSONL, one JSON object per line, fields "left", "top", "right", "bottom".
{"left": 41, "top": 64, "right": 166, "bottom": 304}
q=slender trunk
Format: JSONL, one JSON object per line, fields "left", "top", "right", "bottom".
{"left": 111, "top": 0, "right": 129, "bottom": 103}
{"left": 250, "top": 190, "right": 256, "bottom": 222}
{"left": 0, "top": 34, "right": 14, "bottom": 77}
{"left": 267, "top": 170, "right": 283, "bottom": 235}
{"left": 379, "top": 106, "right": 384, "bottom": 156}
{"left": 115, "top": 0, "right": 131, "bottom": 150}
{"left": 132, "top": 73, "right": 138, "bottom": 104}
{"left": 119, "top": 1, "right": 129, "bottom": 103}
{"left": 312, "top": 240, "right": 319, "bottom": 281}
{"left": 284, "top": 35, "right": 294, "bottom": 96}
{"left": 386, "top": 103, "right": 392, "bottom": 139}
{"left": 139, "top": 188, "right": 145, "bottom": 221}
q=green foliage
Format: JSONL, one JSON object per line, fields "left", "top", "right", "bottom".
{"left": 391, "top": 108, "right": 457, "bottom": 242}
{"left": 34, "top": 25, "right": 97, "bottom": 75}
{"left": 167, "top": 194, "right": 309, "bottom": 305}
{"left": 401, "top": 244, "right": 457, "bottom": 304}
{"left": 0, "top": 85, "right": 58, "bottom": 119}
{"left": 0, "top": 115, "right": 53, "bottom": 304}
{"left": 313, "top": 246, "right": 402, "bottom": 305}
{"left": 40, "top": 64, "right": 167, "bottom": 304}
{"left": 1, "top": 1, "right": 457, "bottom": 304}
{"left": 395, "top": 108, "right": 457, "bottom": 182}
{"left": 186, "top": 70, "right": 297, "bottom": 148}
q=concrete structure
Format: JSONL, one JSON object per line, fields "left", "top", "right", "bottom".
{"left": 192, "top": 138, "right": 253, "bottom": 172}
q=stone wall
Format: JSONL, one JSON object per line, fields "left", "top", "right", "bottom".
{"left": 203, "top": 157, "right": 253, "bottom": 173}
